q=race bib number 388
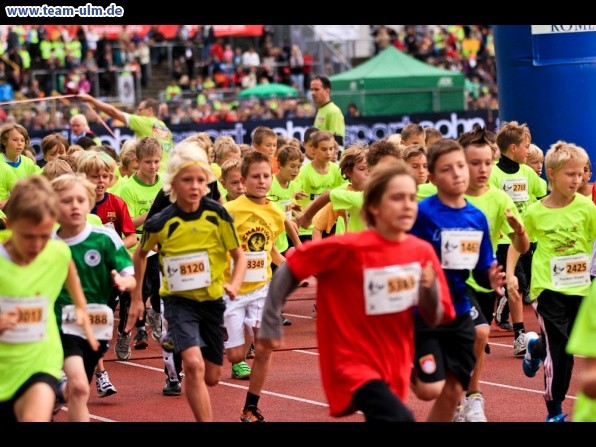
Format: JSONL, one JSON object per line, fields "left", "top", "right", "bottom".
{"left": 62, "top": 303, "right": 114, "bottom": 340}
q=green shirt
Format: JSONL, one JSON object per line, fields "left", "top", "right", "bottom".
{"left": 314, "top": 101, "right": 345, "bottom": 143}
{"left": 0, "top": 234, "right": 70, "bottom": 401}
{"left": 416, "top": 182, "right": 438, "bottom": 202}
{"left": 524, "top": 193, "right": 596, "bottom": 300}
{"left": 465, "top": 186, "right": 518, "bottom": 293}
{"left": 2, "top": 154, "right": 39, "bottom": 181}
{"left": 329, "top": 187, "right": 365, "bottom": 232}
{"left": 0, "top": 161, "right": 17, "bottom": 201}
{"left": 489, "top": 162, "right": 547, "bottom": 219}
{"left": 126, "top": 114, "right": 173, "bottom": 171}
{"left": 566, "top": 280, "right": 596, "bottom": 422}
{"left": 269, "top": 175, "right": 302, "bottom": 253}
{"left": 54, "top": 224, "right": 134, "bottom": 327}
{"left": 295, "top": 162, "right": 344, "bottom": 236}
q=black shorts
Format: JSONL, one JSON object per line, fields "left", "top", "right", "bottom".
{"left": 467, "top": 286, "right": 493, "bottom": 326}
{"left": 413, "top": 313, "right": 476, "bottom": 390}
{"left": 163, "top": 295, "right": 226, "bottom": 366}
{"left": 61, "top": 333, "right": 109, "bottom": 382}
{"left": 0, "top": 372, "right": 59, "bottom": 423}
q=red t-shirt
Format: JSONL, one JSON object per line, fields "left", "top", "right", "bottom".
{"left": 92, "top": 192, "right": 136, "bottom": 238}
{"left": 286, "top": 230, "right": 454, "bottom": 417}
{"left": 592, "top": 181, "right": 596, "bottom": 205}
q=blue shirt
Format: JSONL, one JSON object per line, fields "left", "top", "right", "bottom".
{"left": 410, "top": 194, "right": 495, "bottom": 316}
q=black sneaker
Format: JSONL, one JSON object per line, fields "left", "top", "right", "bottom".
{"left": 134, "top": 329, "right": 149, "bottom": 350}
{"left": 163, "top": 378, "right": 182, "bottom": 396}
{"left": 523, "top": 292, "right": 532, "bottom": 305}
{"left": 281, "top": 313, "right": 292, "bottom": 326}
{"left": 240, "top": 404, "right": 265, "bottom": 422}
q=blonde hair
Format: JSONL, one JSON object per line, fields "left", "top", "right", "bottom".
{"left": 544, "top": 141, "right": 589, "bottom": 175}
{"left": 339, "top": 145, "right": 367, "bottom": 180}
{"left": 214, "top": 137, "right": 240, "bottom": 164}
{"left": 220, "top": 158, "right": 242, "bottom": 181}
{"left": 119, "top": 140, "right": 138, "bottom": 168}
{"left": 51, "top": 172, "right": 97, "bottom": 207}
{"left": 67, "top": 144, "right": 84, "bottom": 156}
{"left": 526, "top": 144, "right": 544, "bottom": 164}
{"left": 4, "top": 176, "right": 59, "bottom": 223}
{"left": 163, "top": 140, "right": 215, "bottom": 203}
{"left": 402, "top": 143, "right": 427, "bottom": 162}
{"left": 42, "top": 158, "right": 74, "bottom": 181}
{"left": 77, "top": 150, "right": 117, "bottom": 176}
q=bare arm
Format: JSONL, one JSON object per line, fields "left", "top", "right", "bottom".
{"left": 270, "top": 246, "right": 285, "bottom": 267}
{"left": 132, "top": 213, "right": 148, "bottom": 229}
{"left": 505, "top": 208, "right": 530, "bottom": 255}
{"left": 224, "top": 247, "right": 247, "bottom": 300}
{"left": 297, "top": 190, "right": 331, "bottom": 229}
{"left": 284, "top": 218, "right": 302, "bottom": 248}
{"left": 580, "top": 357, "right": 596, "bottom": 399}
{"left": 78, "top": 93, "right": 127, "bottom": 123}
{"left": 122, "top": 233, "right": 138, "bottom": 249}
{"left": 417, "top": 261, "right": 443, "bottom": 327}
{"left": 506, "top": 245, "right": 522, "bottom": 304}
{"left": 126, "top": 245, "right": 149, "bottom": 333}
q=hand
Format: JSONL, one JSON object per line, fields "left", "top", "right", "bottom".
{"left": 296, "top": 213, "right": 312, "bottom": 229}
{"left": 75, "top": 307, "right": 100, "bottom": 351}
{"left": 0, "top": 307, "right": 19, "bottom": 335}
{"left": 124, "top": 294, "right": 146, "bottom": 333}
{"left": 505, "top": 209, "right": 525, "bottom": 236}
{"left": 294, "top": 191, "right": 308, "bottom": 201}
{"left": 111, "top": 269, "right": 127, "bottom": 292}
{"left": 488, "top": 260, "right": 506, "bottom": 296}
{"left": 223, "top": 283, "right": 239, "bottom": 300}
{"left": 77, "top": 92, "right": 92, "bottom": 102}
{"left": 420, "top": 261, "right": 435, "bottom": 289}
{"left": 287, "top": 219, "right": 299, "bottom": 234}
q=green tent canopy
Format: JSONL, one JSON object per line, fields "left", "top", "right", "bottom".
{"left": 329, "top": 46, "right": 466, "bottom": 116}
{"left": 238, "top": 82, "right": 299, "bottom": 99}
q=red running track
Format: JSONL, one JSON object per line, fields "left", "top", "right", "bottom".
{"left": 53, "top": 276, "right": 579, "bottom": 423}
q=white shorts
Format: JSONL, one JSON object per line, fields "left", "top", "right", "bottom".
{"left": 223, "top": 283, "right": 269, "bottom": 349}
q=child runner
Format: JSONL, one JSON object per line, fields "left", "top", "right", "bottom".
{"left": 126, "top": 139, "right": 247, "bottom": 422}
{"left": 51, "top": 173, "right": 136, "bottom": 420}
{"left": 452, "top": 126, "right": 530, "bottom": 422}
{"left": 258, "top": 160, "right": 455, "bottom": 421}
{"left": 409, "top": 138, "right": 506, "bottom": 422}
{"left": 0, "top": 176, "right": 97, "bottom": 422}
{"left": 222, "top": 150, "right": 286, "bottom": 422}
{"left": 507, "top": 140, "right": 596, "bottom": 422}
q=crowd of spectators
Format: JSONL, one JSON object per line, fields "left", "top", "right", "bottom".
{"left": 0, "top": 24, "right": 498, "bottom": 130}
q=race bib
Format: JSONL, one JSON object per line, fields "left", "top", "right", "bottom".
{"left": 363, "top": 263, "right": 421, "bottom": 315}
{"left": 62, "top": 304, "right": 114, "bottom": 340}
{"left": 280, "top": 199, "right": 293, "bottom": 220}
{"left": 244, "top": 251, "right": 268, "bottom": 283}
{"left": 502, "top": 177, "right": 529, "bottom": 202}
{"left": 0, "top": 295, "right": 48, "bottom": 343}
{"left": 440, "top": 230, "right": 483, "bottom": 269}
{"left": 164, "top": 251, "right": 211, "bottom": 292}
{"left": 550, "top": 254, "right": 590, "bottom": 288}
